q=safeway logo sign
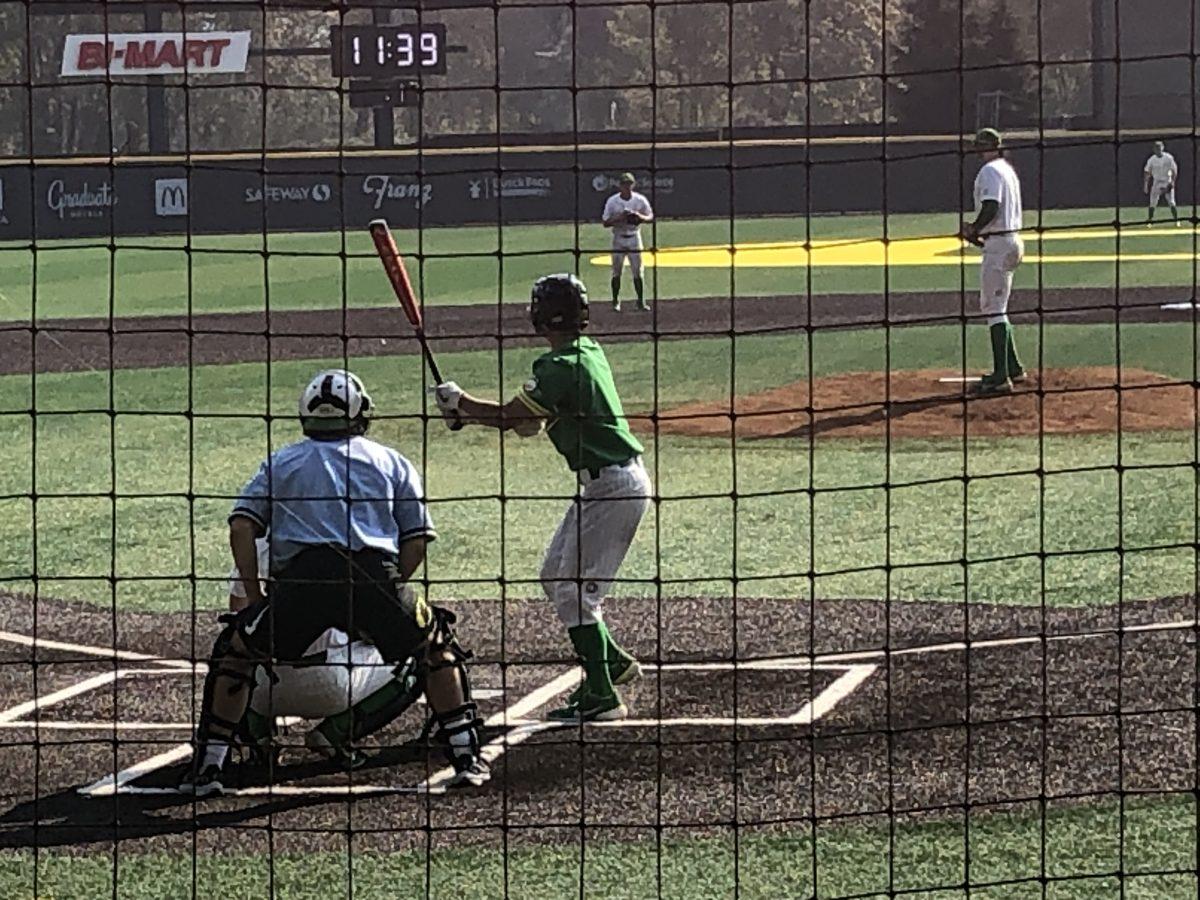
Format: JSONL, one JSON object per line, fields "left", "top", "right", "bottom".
{"left": 61, "top": 32, "right": 251, "bottom": 76}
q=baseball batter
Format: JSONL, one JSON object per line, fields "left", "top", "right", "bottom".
{"left": 229, "top": 538, "right": 423, "bottom": 771}
{"left": 433, "top": 274, "right": 651, "bottom": 722}
{"left": 601, "top": 173, "right": 654, "bottom": 311}
{"left": 960, "top": 128, "right": 1025, "bottom": 395}
{"left": 1144, "top": 141, "right": 1180, "bottom": 226}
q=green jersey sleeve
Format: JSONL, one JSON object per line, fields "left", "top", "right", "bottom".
{"left": 517, "top": 355, "right": 571, "bottom": 417}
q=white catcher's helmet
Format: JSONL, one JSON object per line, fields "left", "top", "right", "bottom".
{"left": 299, "top": 369, "right": 373, "bottom": 434}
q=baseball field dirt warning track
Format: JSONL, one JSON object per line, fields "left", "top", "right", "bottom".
{"left": 0, "top": 593, "right": 1194, "bottom": 855}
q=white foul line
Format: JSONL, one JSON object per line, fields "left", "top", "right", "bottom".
{"left": 415, "top": 668, "right": 582, "bottom": 795}
{"left": 0, "top": 671, "right": 118, "bottom": 724}
{"left": 0, "top": 629, "right": 192, "bottom": 670}
{"left": 812, "top": 617, "right": 1200, "bottom": 666}
{"left": 79, "top": 743, "right": 193, "bottom": 797}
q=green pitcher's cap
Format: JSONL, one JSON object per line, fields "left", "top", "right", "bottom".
{"left": 618, "top": 172, "right": 636, "bottom": 184}
{"left": 974, "top": 128, "right": 1003, "bottom": 149}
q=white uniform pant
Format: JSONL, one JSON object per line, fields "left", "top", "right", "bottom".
{"left": 248, "top": 628, "right": 396, "bottom": 720}
{"left": 979, "top": 234, "right": 1024, "bottom": 322}
{"left": 1150, "top": 181, "right": 1177, "bottom": 207}
{"left": 611, "top": 235, "right": 645, "bottom": 278}
{"left": 541, "top": 457, "right": 652, "bottom": 628}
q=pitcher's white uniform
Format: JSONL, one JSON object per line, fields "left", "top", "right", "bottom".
{"left": 974, "top": 158, "right": 1024, "bottom": 321}
{"left": 1145, "top": 151, "right": 1179, "bottom": 207}
{"left": 229, "top": 540, "right": 397, "bottom": 719}
{"left": 602, "top": 190, "right": 653, "bottom": 278}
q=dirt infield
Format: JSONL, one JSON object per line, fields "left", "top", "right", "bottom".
{"left": 654, "top": 367, "right": 1198, "bottom": 440}
{"left": 0, "top": 591, "right": 1196, "bottom": 856}
{"left": 0, "top": 285, "right": 1189, "bottom": 375}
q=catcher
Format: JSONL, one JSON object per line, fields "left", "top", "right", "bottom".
{"left": 229, "top": 537, "right": 425, "bottom": 771}
{"left": 180, "top": 369, "right": 489, "bottom": 796}
{"left": 432, "top": 274, "right": 651, "bottom": 722}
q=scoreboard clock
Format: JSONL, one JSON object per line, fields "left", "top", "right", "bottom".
{"left": 331, "top": 24, "right": 448, "bottom": 79}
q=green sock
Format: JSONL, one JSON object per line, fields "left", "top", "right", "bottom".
{"left": 568, "top": 624, "right": 615, "bottom": 697}
{"left": 597, "top": 620, "right": 634, "bottom": 672}
{"left": 1005, "top": 323, "right": 1022, "bottom": 375}
{"left": 611, "top": 276, "right": 621, "bottom": 303}
{"left": 988, "top": 322, "right": 1009, "bottom": 381}
{"left": 316, "top": 676, "right": 412, "bottom": 747}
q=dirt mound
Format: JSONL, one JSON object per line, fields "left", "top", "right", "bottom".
{"left": 653, "top": 367, "right": 1197, "bottom": 440}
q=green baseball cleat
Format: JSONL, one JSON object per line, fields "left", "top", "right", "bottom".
{"left": 546, "top": 690, "right": 628, "bottom": 723}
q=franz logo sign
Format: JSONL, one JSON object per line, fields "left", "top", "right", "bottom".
{"left": 154, "top": 178, "right": 188, "bottom": 216}
{"left": 46, "top": 179, "right": 116, "bottom": 221}
{"left": 61, "top": 32, "right": 251, "bottom": 76}
{"left": 244, "top": 182, "right": 333, "bottom": 203}
{"left": 362, "top": 175, "right": 433, "bottom": 211}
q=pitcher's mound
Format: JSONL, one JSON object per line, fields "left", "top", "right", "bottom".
{"left": 653, "top": 368, "right": 1197, "bottom": 440}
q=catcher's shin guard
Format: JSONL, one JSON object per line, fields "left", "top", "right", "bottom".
{"left": 436, "top": 703, "right": 489, "bottom": 787}
{"left": 197, "top": 623, "right": 259, "bottom": 744}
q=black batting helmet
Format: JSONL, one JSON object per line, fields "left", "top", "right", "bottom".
{"left": 529, "top": 274, "right": 589, "bottom": 333}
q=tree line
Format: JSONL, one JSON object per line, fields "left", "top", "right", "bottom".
{"left": 0, "top": 0, "right": 1091, "bottom": 157}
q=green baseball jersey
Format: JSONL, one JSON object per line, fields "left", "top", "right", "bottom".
{"left": 517, "top": 336, "right": 643, "bottom": 473}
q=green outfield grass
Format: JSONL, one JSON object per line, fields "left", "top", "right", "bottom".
{"left": 2, "top": 322, "right": 1196, "bottom": 612}
{"left": 0, "top": 206, "right": 1197, "bottom": 321}
{"left": 0, "top": 793, "right": 1192, "bottom": 899}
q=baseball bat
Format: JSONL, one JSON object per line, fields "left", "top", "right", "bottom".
{"left": 368, "top": 218, "right": 462, "bottom": 431}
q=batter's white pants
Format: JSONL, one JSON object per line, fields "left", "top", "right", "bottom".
{"left": 1150, "top": 182, "right": 1177, "bottom": 207}
{"left": 248, "top": 628, "right": 396, "bottom": 720}
{"left": 611, "top": 236, "right": 645, "bottom": 278}
{"left": 541, "top": 457, "right": 652, "bottom": 628}
{"left": 979, "top": 234, "right": 1024, "bottom": 322}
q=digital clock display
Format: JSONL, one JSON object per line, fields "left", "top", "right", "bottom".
{"left": 331, "top": 24, "right": 448, "bottom": 78}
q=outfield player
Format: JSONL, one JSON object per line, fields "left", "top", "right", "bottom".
{"left": 180, "top": 369, "right": 488, "bottom": 796}
{"left": 1144, "top": 141, "right": 1180, "bottom": 226}
{"left": 960, "top": 128, "right": 1025, "bottom": 396}
{"left": 229, "top": 539, "right": 423, "bottom": 771}
{"left": 601, "top": 173, "right": 654, "bottom": 311}
{"left": 432, "top": 274, "right": 651, "bottom": 722}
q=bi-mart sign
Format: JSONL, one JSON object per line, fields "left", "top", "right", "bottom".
{"left": 61, "top": 32, "right": 251, "bottom": 76}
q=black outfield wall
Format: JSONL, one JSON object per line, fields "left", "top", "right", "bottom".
{"left": 0, "top": 134, "right": 1183, "bottom": 240}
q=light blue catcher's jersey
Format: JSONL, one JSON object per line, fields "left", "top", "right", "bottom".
{"left": 230, "top": 436, "right": 434, "bottom": 570}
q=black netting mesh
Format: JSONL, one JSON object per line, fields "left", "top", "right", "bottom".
{"left": 1, "top": 1, "right": 1198, "bottom": 897}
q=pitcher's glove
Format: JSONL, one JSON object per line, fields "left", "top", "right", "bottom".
{"left": 960, "top": 223, "right": 983, "bottom": 247}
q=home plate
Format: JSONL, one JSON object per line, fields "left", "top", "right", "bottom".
{"left": 937, "top": 376, "right": 982, "bottom": 384}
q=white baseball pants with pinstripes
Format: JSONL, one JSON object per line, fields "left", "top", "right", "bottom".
{"left": 540, "top": 457, "right": 652, "bottom": 628}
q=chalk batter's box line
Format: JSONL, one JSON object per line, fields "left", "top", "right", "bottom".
{"left": 98, "top": 615, "right": 1200, "bottom": 799}
{"left": 77, "top": 659, "right": 875, "bottom": 799}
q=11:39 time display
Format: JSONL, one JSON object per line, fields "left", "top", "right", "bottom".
{"left": 331, "top": 24, "right": 448, "bottom": 78}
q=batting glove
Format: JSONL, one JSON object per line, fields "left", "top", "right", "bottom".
{"left": 433, "top": 381, "right": 463, "bottom": 411}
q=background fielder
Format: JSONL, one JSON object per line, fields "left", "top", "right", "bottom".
{"left": 960, "top": 128, "right": 1025, "bottom": 396}
{"left": 601, "top": 173, "right": 654, "bottom": 312}
{"left": 432, "top": 274, "right": 651, "bottom": 723}
{"left": 1144, "top": 140, "right": 1180, "bottom": 226}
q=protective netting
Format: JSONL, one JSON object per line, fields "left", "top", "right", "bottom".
{"left": 1, "top": 0, "right": 1199, "bottom": 897}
